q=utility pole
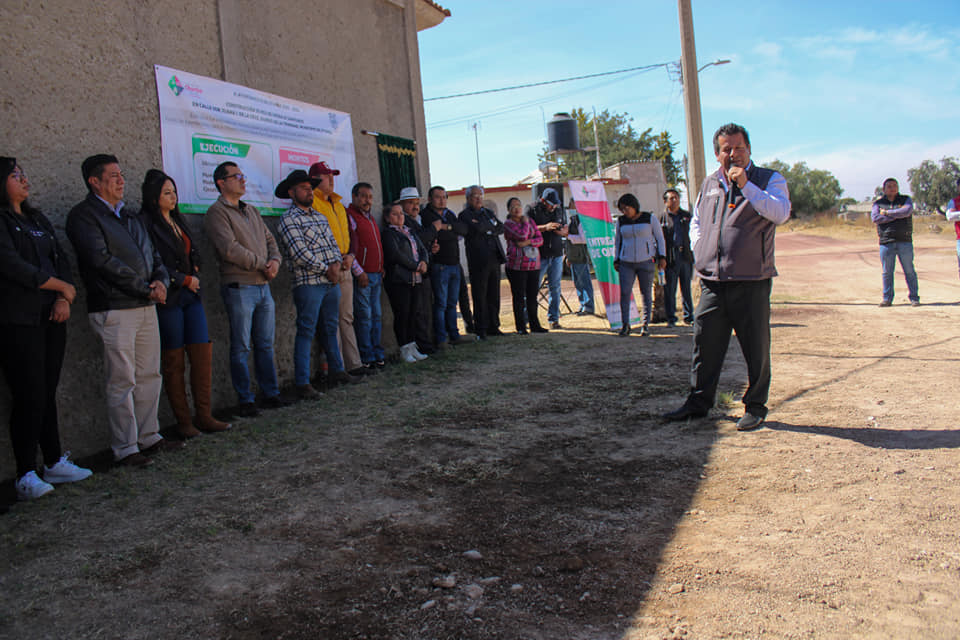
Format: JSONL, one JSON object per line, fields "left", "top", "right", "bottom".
{"left": 678, "top": 0, "right": 705, "bottom": 206}
{"left": 471, "top": 121, "right": 482, "bottom": 185}
{"left": 592, "top": 106, "right": 601, "bottom": 177}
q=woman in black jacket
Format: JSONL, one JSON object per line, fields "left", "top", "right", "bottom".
{"left": 381, "top": 203, "right": 429, "bottom": 363}
{"left": 0, "top": 157, "right": 92, "bottom": 500}
{"left": 140, "top": 169, "right": 230, "bottom": 438}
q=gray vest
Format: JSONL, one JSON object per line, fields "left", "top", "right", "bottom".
{"left": 694, "top": 165, "right": 779, "bottom": 281}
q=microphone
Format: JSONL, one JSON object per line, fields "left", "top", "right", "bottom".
{"left": 726, "top": 167, "right": 741, "bottom": 209}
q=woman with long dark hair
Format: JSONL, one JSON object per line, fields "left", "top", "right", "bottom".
{"left": 503, "top": 197, "right": 547, "bottom": 334}
{"left": 0, "top": 157, "right": 92, "bottom": 499}
{"left": 381, "top": 203, "right": 430, "bottom": 363}
{"left": 140, "top": 169, "right": 230, "bottom": 437}
{"left": 614, "top": 193, "right": 666, "bottom": 337}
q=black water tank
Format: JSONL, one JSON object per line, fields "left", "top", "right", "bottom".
{"left": 547, "top": 112, "right": 580, "bottom": 153}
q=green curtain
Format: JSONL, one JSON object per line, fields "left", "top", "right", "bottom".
{"left": 376, "top": 133, "right": 417, "bottom": 205}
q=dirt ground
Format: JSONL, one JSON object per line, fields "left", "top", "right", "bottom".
{"left": 1, "top": 226, "right": 959, "bottom": 640}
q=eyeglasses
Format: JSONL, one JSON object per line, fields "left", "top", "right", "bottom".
{"left": 224, "top": 173, "right": 246, "bottom": 181}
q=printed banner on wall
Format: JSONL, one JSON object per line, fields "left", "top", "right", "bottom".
{"left": 154, "top": 65, "right": 358, "bottom": 215}
{"left": 567, "top": 180, "right": 640, "bottom": 329}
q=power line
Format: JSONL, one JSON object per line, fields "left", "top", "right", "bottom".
{"left": 425, "top": 61, "right": 674, "bottom": 102}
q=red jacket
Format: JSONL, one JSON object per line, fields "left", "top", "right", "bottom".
{"left": 346, "top": 204, "right": 384, "bottom": 274}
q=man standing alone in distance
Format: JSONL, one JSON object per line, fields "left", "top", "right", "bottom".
{"left": 871, "top": 178, "right": 919, "bottom": 307}
{"left": 663, "top": 123, "right": 791, "bottom": 431}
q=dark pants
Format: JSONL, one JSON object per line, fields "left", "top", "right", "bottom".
{"left": 385, "top": 281, "right": 426, "bottom": 347}
{"left": 0, "top": 318, "right": 66, "bottom": 478}
{"left": 664, "top": 259, "right": 695, "bottom": 323}
{"left": 687, "top": 278, "right": 772, "bottom": 418}
{"left": 458, "top": 264, "right": 474, "bottom": 331}
{"left": 415, "top": 274, "right": 434, "bottom": 350}
{"left": 505, "top": 268, "right": 542, "bottom": 332}
{"left": 469, "top": 260, "right": 502, "bottom": 336}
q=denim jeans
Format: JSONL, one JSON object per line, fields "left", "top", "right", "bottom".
{"left": 220, "top": 284, "right": 279, "bottom": 404}
{"left": 156, "top": 290, "right": 209, "bottom": 349}
{"left": 664, "top": 259, "right": 694, "bottom": 323}
{"left": 353, "top": 272, "right": 385, "bottom": 363}
{"left": 878, "top": 241, "right": 919, "bottom": 303}
{"left": 569, "top": 261, "right": 594, "bottom": 313}
{"left": 293, "top": 283, "right": 343, "bottom": 385}
{"left": 618, "top": 261, "right": 655, "bottom": 325}
{"left": 431, "top": 263, "right": 461, "bottom": 343}
{"left": 539, "top": 254, "right": 564, "bottom": 322}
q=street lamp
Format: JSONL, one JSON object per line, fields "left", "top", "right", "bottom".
{"left": 698, "top": 59, "right": 731, "bottom": 73}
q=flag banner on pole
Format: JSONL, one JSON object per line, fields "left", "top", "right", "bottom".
{"left": 568, "top": 180, "right": 640, "bottom": 328}
{"left": 154, "top": 65, "right": 358, "bottom": 215}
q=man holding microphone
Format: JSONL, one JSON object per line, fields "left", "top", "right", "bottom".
{"left": 663, "top": 123, "right": 791, "bottom": 431}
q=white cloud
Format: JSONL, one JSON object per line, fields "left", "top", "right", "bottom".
{"left": 753, "top": 42, "right": 782, "bottom": 60}
{"left": 766, "top": 138, "right": 960, "bottom": 199}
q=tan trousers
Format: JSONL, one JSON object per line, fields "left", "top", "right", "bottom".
{"left": 89, "top": 306, "right": 163, "bottom": 460}
{"left": 338, "top": 268, "right": 362, "bottom": 371}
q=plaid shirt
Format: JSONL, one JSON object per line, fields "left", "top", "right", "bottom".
{"left": 277, "top": 205, "right": 342, "bottom": 286}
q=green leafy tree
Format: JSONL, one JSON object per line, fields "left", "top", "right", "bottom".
{"left": 766, "top": 160, "right": 843, "bottom": 216}
{"left": 907, "top": 157, "right": 960, "bottom": 213}
{"left": 541, "top": 108, "right": 683, "bottom": 186}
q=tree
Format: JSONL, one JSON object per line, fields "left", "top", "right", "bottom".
{"left": 766, "top": 160, "right": 843, "bottom": 216}
{"left": 907, "top": 157, "right": 960, "bottom": 214}
{"left": 541, "top": 108, "right": 683, "bottom": 186}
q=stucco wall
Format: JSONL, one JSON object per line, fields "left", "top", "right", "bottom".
{"left": 0, "top": 0, "right": 432, "bottom": 479}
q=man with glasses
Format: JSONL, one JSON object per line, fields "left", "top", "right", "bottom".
{"left": 66, "top": 154, "right": 179, "bottom": 467}
{"left": 204, "top": 161, "right": 287, "bottom": 417}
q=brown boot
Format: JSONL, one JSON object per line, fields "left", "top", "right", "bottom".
{"left": 161, "top": 347, "right": 201, "bottom": 438}
{"left": 186, "top": 342, "right": 232, "bottom": 432}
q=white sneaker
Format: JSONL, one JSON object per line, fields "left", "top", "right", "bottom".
{"left": 401, "top": 343, "right": 418, "bottom": 363}
{"left": 16, "top": 471, "right": 55, "bottom": 501}
{"left": 411, "top": 345, "right": 428, "bottom": 361}
{"left": 43, "top": 453, "right": 93, "bottom": 484}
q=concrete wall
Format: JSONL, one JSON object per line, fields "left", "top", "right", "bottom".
{"left": 0, "top": 0, "right": 434, "bottom": 478}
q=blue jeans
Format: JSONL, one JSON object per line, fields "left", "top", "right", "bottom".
{"left": 618, "top": 261, "right": 655, "bottom": 325}
{"left": 539, "top": 254, "right": 564, "bottom": 322}
{"left": 664, "top": 259, "right": 694, "bottom": 323}
{"left": 293, "top": 283, "right": 343, "bottom": 385}
{"left": 156, "top": 290, "right": 209, "bottom": 349}
{"left": 879, "top": 242, "right": 919, "bottom": 303}
{"left": 569, "top": 261, "right": 595, "bottom": 313}
{"left": 431, "top": 263, "right": 461, "bottom": 343}
{"left": 220, "top": 284, "right": 279, "bottom": 404}
{"left": 353, "top": 272, "right": 385, "bottom": 363}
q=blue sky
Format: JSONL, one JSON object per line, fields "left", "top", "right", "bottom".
{"left": 418, "top": 1, "right": 959, "bottom": 202}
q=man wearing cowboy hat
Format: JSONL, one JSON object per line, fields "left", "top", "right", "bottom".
{"left": 307, "top": 162, "right": 372, "bottom": 376}
{"left": 397, "top": 186, "right": 438, "bottom": 354}
{"left": 276, "top": 169, "right": 358, "bottom": 399}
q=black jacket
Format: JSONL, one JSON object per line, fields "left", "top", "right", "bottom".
{"left": 0, "top": 206, "right": 74, "bottom": 326}
{"left": 382, "top": 225, "right": 428, "bottom": 285}
{"left": 873, "top": 194, "right": 913, "bottom": 244}
{"left": 459, "top": 206, "right": 506, "bottom": 270}
{"left": 420, "top": 205, "right": 468, "bottom": 265}
{"left": 66, "top": 193, "right": 169, "bottom": 313}
{"left": 662, "top": 208, "right": 694, "bottom": 267}
{"left": 525, "top": 201, "right": 566, "bottom": 258}
{"left": 141, "top": 210, "right": 202, "bottom": 308}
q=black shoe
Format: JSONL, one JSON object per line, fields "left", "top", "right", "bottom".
{"left": 465, "top": 324, "right": 476, "bottom": 334}
{"left": 348, "top": 366, "right": 376, "bottom": 376}
{"left": 550, "top": 321, "right": 562, "bottom": 330}
{"left": 488, "top": 328, "right": 505, "bottom": 336}
{"left": 417, "top": 344, "right": 437, "bottom": 355}
{"left": 618, "top": 324, "right": 631, "bottom": 337}
{"left": 448, "top": 336, "right": 467, "bottom": 346}
{"left": 516, "top": 329, "right": 529, "bottom": 335}
{"left": 530, "top": 325, "right": 549, "bottom": 334}
{"left": 374, "top": 360, "right": 386, "bottom": 369}
{"left": 663, "top": 404, "right": 708, "bottom": 421}
{"left": 261, "top": 395, "right": 291, "bottom": 409}
{"left": 638, "top": 324, "right": 649, "bottom": 336}
{"left": 142, "top": 438, "right": 185, "bottom": 456}
{"left": 234, "top": 402, "right": 261, "bottom": 418}
{"left": 330, "top": 371, "right": 363, "bottom": 386}
{"left": 477, "top": 333, "right": 488, "bottom": 341}
{"left": 736, "top": 413, "right": 765, "bottom": 431}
